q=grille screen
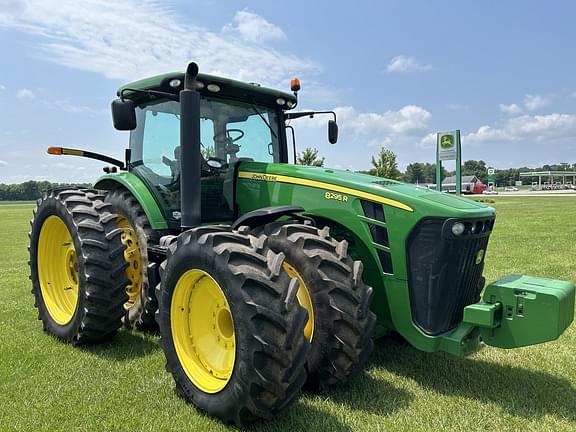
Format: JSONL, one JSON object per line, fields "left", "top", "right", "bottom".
{"left": 407, "top": 218, "right": 493, "bottom": 335}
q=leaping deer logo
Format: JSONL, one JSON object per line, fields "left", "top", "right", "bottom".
{"left": 440, "top": 135, "right": 454, "bottom": 149}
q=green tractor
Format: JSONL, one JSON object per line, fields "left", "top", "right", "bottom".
{"left": 29, "top": 62, "right": 575, "bottom": 425}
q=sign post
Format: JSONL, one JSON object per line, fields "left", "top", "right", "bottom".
{"left": 436, "top": 130, "right": 461, "bottom": 194}
{"left": 487, "top": 168, "right": 495, "bottom": 190}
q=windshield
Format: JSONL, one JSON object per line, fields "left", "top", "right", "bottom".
{"left": 129, "top": 96, "right": 283, "bottom": 223}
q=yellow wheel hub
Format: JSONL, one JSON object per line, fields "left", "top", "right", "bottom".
{"left": 37, "top": 215, "right": 79, "bottom": 325}
{"left": 117, "top": 216, "right": 142, "bottom": 309}
{"left": 283, "top": 262, "right": 314, "bottom": 342}
{"left": 171, "top": 269, "right": 236, "bottom": 393}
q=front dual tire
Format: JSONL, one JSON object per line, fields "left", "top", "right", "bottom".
{"left": 156, "top": 226, "right": 310, "bottom": 425}
{"left": 255, "top": 222, "right": 377, "bottom": 391}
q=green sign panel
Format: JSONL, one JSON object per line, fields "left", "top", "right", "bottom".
{"left": 436, "top": 129, "right": 462, "bottom": 194}
{"left": 487, "top": 167, "right": 495, "bottom": 184}
{"left": 437, "top": 131, "right": 458, "bottom": 161}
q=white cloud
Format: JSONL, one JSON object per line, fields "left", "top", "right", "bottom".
{"left": 0, "top": 160, "right": 7, "bottom": 167}
{"left": 386, "top": 55, "right": 433, "bottom": 73}
{"left": 0, "top": 1, "right": 315, "bottom": 85}
{"left": 0, "top": 84, "right": 5, "bottom": 91}
{"left": 16, "top": 88, "right": 35, "bottom": 101}
{"left": 339, "top": 105, "right": 431, "bottom": 135}
{"left": 499, "top": 103, "right": 522, "bottom": 115}
{"left": 465, "top": 113, "right": 576, "bottom": 143}
{"left": 222, "top": 10, "right": 286, "bottom": 44}
{"left": 524, "top": 94, "right": 550, "bottom": 111}
{"left": 419, "top": 132, "right": 436, "bottom": 148}
{"left": 336, "top": 105, "right": 431, "bottom": 147}
{"left": 294, "top": 104, "right": 432, "bottom": 149}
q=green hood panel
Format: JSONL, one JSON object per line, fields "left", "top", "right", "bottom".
{"left": 238, "top": 162, "right": 494, "bottom": 218}
{"left": 417, "top": 189, "right": 488, "bottom": 210}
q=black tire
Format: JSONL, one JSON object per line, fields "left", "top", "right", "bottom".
{"left": 104, "top": 188, "right": 160, "bottom": 329}
{"left": 253, "top": 222, "right": 376, "bottom": 391}
{"left": 156, "top": 226, "right": 309, "bottom": 426}
{"left": 29, "top": 189, "right": 129, "bottom": 344}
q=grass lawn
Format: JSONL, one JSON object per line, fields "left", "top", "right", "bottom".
{"left": 0, "top": 197, "right": 574, "bottom": 431}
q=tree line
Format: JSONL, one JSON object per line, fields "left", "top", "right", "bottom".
{"left": 0, "top": 181, "right": 91, "bottom": 201}
{"left": 296, "top": 147, "right": 576, "bottom": 185}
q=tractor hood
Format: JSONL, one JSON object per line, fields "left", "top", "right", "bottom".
{"left": 237, "top": 161, "right": 495, "bottom": 219}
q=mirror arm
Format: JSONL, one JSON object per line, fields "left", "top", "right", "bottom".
{"left": 285, "top": 110, "right": 337, "bottom": 123}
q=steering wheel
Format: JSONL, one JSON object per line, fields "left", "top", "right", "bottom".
{"left": 215, "top": 129, "right": 245, "bottom": 143}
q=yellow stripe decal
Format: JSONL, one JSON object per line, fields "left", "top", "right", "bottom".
{"left": 238, "top": 171, "right": 413, "bottom": 212}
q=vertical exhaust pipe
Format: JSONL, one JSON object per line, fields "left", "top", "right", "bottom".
{"left": 179, "top": 62, "right": 201, "bottom": 229}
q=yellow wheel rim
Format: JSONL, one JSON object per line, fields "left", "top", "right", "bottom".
{"left": 37, "top": 216, "right": 79, "bottom": 325}
{"left": 117, "top": 216, "right": 142, "bottom": 309}
{"left": 283, "top": 262, "right": 315, "bottom": 342}
{"left": 171, "top": 269, "right": 236, "bottom": 393}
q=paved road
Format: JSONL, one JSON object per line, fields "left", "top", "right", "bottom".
{"left": 473, "top": 191, "right": 576, "bottom": 197}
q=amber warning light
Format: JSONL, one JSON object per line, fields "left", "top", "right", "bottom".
{"left": 47, "top": 147, "right": 63, "bottom": 155}
{"left": 290, "top": 78, "right": 301, "bottom": 92}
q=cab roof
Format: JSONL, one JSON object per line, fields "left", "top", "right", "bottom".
{"left": 118, "top": 72, "right": 297, "bottom": 109}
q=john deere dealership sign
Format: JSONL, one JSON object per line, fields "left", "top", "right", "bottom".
{"left": 437, "top": 130, "right": 458, "bottom": 161}
{"left": 436, "top": 129, "right": 462, "bottom": 193}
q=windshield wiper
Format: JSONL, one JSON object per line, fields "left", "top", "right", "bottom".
{"left": 250, "top": 102, "right": 277, "bottom": 138}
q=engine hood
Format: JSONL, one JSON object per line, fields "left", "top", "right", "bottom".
{"left": 237, "top": 161, "right": 495, "bottom": 218}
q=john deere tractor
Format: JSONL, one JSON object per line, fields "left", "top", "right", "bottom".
{"left": 29, "top": 62, "right": 575, "bottom": 425}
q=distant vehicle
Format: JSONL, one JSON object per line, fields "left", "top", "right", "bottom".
{"left": 483, "top": 189, "right": 499, "bottom": 195}
{"left": 504, "top": 186, "right": 518, "bottom": 192}
{"left": 471, "top": 182, "right": 488, "bottom": 194}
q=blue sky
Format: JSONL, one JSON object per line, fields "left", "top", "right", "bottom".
{"left": 0, "top": 0, "right": 575, "bottom": 183}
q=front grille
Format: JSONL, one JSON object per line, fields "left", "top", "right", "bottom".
{"left": 407, "top": 217, "right": 494, "bottom": 335}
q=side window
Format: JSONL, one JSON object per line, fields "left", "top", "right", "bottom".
{"left": 141, "top": 110, "right": 180, "bottom": 177}
{"left": 230, "top": 111, "right": 278, "bottom": 163}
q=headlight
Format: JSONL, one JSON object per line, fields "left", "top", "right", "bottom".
{"left": 451, "top": 222, "right": 465, "bottom": 236}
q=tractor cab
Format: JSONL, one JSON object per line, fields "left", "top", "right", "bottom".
{"left": 118, "top": 70, "right": 293, "bottom": 227}
{"left": 129, "top": 93, "right": 285, "bottom": 224}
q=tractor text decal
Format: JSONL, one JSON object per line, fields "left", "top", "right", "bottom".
{"left": 247, "top": 173, "right": 278, "bottom": 182}
{"left": 324, "top": 191, "right": 348, "bottom": 202}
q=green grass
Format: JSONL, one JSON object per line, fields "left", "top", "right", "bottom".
{"left": 1, "top": 198, "right": 575, "bottom": 431}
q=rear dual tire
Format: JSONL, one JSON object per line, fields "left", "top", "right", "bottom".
{"left": 29, "top": 189, "right": 129, "bottom": 344}
{"left": 104, "top": 188, "right": 159, "bottom": 329}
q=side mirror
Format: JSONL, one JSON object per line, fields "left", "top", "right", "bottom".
{"left": 111, "top": 98, "right": 136, "bottom": 131}
{"left": 328, "top": 120, "right": 338, "bottom": 144}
